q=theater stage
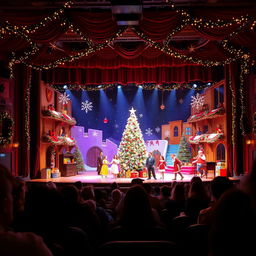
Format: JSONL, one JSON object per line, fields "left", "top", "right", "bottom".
{"left": 27, "top": 171, "right": 239, "bottom": 188}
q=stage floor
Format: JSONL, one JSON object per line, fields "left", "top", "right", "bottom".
{"left": 29, "top": 171, "right": 219, "bottom": 186}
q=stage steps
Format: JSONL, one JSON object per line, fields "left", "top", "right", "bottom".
{"left": 165, "top": 144, "right": 180, "bottom": 166}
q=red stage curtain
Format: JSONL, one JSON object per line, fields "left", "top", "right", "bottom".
{"left": 231, "top": 28, "right": 256, "bottom": 56}
{"left": 167, "top": 41, "right": 231, "bottom": 62}
{"left": 44, "top": 65, "right": 220, "bottom": 85}
{"left": 139, "top": 10, "right": 182, "bottom": 42}
{"left": 0, "top": 35, "right": 30, "bottom": 51}
{"left": 69, "top": 10, "right": 119, "bottom": 43}
{"left": 192, "top": 24, "right": 242, "bottom": 41}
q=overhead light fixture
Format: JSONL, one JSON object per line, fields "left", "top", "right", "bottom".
{"left": 111, "top": 0, "right": 142, "bottom": 26}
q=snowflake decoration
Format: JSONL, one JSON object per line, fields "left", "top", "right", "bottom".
{"left": 114, "top": 124, "right": 119, "bottom": 128}
{"left": 81, "top": 100, "right": 93, "bottom": 113}
{"left": 191, "top": 93, "right": 205, "bottom": 111}
{"left": 58, "top": 92, "right": 70, "bottom": 105}
{"left": 145, "top": 128, "right": 153, "bottom": 136}
{"left": 139, "top": 114, "right": 143, "bottom": 118}
{"left": 92, "top": 131, "right": 98, "bottom": 137}
{"left": 155, "top": 127, "right": 161, "bottom": 133}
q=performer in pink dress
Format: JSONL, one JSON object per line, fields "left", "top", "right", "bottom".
{"left": 171, "top": 154, "right": 184, "bottom": 180}
{"left": 158, "top": 155, "right": 166, "bottom": 179}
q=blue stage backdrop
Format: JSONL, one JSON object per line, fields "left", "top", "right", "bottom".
{"left": 68, "top": 87, "right": 202, "bottom": 144}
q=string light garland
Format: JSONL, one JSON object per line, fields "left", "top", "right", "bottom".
{"left": 221, "top": 40, "right": 250, "bottom": 61}
{"left": 132, "top": 27, "right": 222, "bottom": 66}
{"left": 0, "top": 111, "right": 14, "bottom": 145}
{"left": 18, "top": 27, "right": 126, "bottom": 71}
{"left": 167, "top": 0, "right": 251, "bottom": 28}
{"left": 251, "top": 20, "right": 256, "bottom": 30}
{"left": 63, "top": 17, "right": 93, "bottom": 48}
{"left": 239, "top": 60, "right": 250, "bottom": 136}
{"left": 24, "top": 71, "right": 32, "bottom": 150}
{"left": 49, "top": 82, "right": 213, "bottom": 92}
{"left": 2, "top": 23, "right": 39, "bottom": 78}
{"left": 227, "top": 72, "right": 236, "bottom": 145}
{"left": 164, "top": 17, "right": 191, "bottom": 46}
{"left": 3, "top": 0, "right": 253, "bottom": 75}
{"left": 10, "top": 1, "right": 73, "bottom": 34}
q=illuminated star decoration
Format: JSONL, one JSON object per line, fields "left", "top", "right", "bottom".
{"left": 49, "top": 42, "right": 65, "bottom": 52}
{"left": 191, "top": 93, "right": 205, "bottom": 111}
{"left": 129, "top": 107, "right": 136, "bottom": 114}
{"left": 188, "top": 45, "right": 195, "bottom": 53}
{"left": 58, "top": 92, "right": 70, "bottom": 105}
{"left": 139, "top": 114, "right": 143, "bottom": 118}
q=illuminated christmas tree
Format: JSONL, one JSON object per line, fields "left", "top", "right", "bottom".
{"left": 118, "top": 108, "right": 147, "bottom": 175}
{"left": 177, "top": 133, "right": 192, "bottom": 163}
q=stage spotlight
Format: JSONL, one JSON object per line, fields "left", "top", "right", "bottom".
{"left": 63, "top": 85, "right": 68, "bottom": 89}
{"left": 118, "top": 85, "right": 122, "bottom": 89}
{"left": 98, "top": 85, "right": 102, "bottom": 89}
{"left": 193, "top": 83, "right": 197, "bottom": 88}
{"left": 138, "top": 85, "right": 142, "bottom": 88}
{"left": 207, "top": 82, "right": 212, "bottom": 86}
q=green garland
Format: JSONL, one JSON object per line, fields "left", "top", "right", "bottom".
{"left": 0, "top": 111, "right": 14, "bottom": 145}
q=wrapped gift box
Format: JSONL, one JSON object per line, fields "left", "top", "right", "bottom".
{"left": 130, "top": 170, "right": 139, "bottom": 178}
{"left": 139, "top": 169, "right": 147, "bottom": 178}
{"left": 51, "top": 172, "right": 60, "bottom": 178}
{"left": 40, "top": 168, "right": 51, "bottom": 179}
{"left": 220, "top": 168, "right": 227, "bottom": 176}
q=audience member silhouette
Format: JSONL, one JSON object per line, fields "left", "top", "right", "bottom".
{"left": 208, "top": 188, "right": 256, "bottom": 256}
{"left": 0, "top": 164, "right": 53, "bottom": 256}
{"left": 198, "top": 176, "right": 233, "bottom": 225}
{"left": 108, "top": 185, "right": 167, "bottom": 241}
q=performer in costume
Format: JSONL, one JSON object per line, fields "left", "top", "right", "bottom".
{"left": 96, "top": 152, "right": 104, "bottom": 175}
{"left": 100, "top": 156, "right": 109, "bottom": 178}
{"left": 110, "top": 155, "right": 120, "bottom": 179}
{"left": 146, "top": 152, "right": 157, "bottom": 180}
{"left": 192, "top": 149, "right": 206, "bottom": 177}
{"left": 171, "top": 154, "right": 184, "bottom": 180}
{"left": 158, "top": 155, "right": 166, "bottom": 179}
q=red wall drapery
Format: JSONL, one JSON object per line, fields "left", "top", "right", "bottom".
{"left": 44, "top": 65, "right": 221, "bottom": 85}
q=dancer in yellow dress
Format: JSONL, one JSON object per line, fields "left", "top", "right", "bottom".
{"left": 100, "top": 156, "right": 109, "bottom": 178}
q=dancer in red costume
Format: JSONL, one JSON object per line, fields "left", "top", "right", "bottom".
{"left": 157, "top": 155, "right": 166, "bottom": 179}
{"left": 171, "top": 154, "right": 184, "bottom": 180}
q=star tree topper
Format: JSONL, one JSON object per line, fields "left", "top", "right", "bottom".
{"left": 129, "top": 107, "right": 136, "bottom": 114}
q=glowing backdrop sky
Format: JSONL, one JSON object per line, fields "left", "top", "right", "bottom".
{"left": 68, "top": 87, "right": 202, "bottom": 144}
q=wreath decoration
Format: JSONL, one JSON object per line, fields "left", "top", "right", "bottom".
{"left": 0, "top": 111, "right": 14, "bottom": 145}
